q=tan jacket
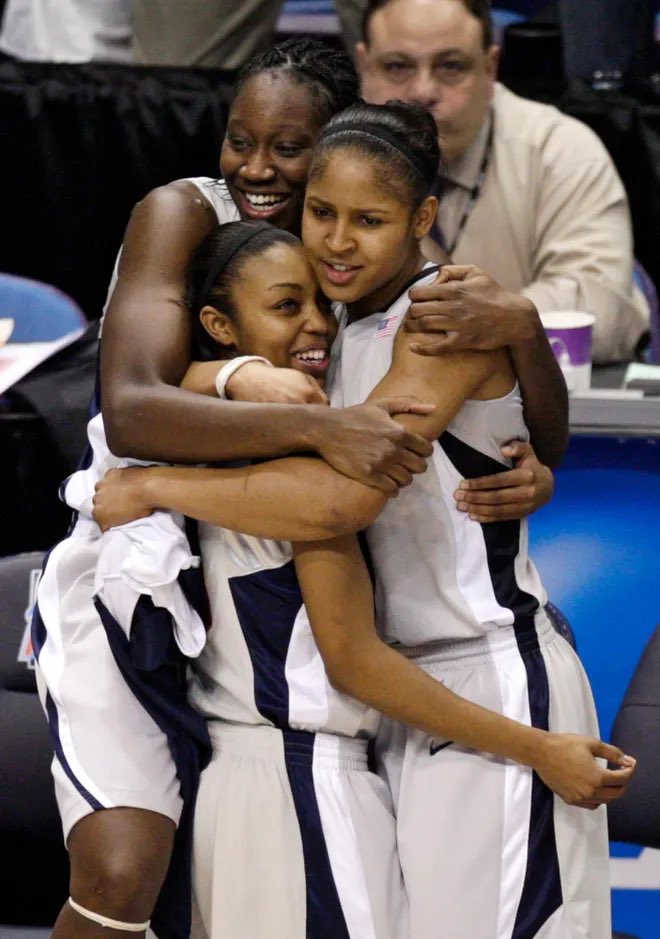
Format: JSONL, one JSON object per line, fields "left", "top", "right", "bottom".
{"left": 437, "top": 83, "right": 649, "bottom": 363}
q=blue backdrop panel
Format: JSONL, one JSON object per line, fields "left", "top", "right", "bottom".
{"left": 530, "top": 435, "right": 660, "bottom": 939}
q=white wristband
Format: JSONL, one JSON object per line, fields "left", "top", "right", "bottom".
{"left": 214, "top": 356, "right": 273, "bottom": 399}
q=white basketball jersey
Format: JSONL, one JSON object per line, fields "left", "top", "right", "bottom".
{"left": 191, "top": 524, "right": 380, "bottom": 739}
{"left": 334, "top": 267, "right": 547, "bottom": 647}
{"left": 102, "top": 177, "right": 239, "bottom": 322}
{"left": 67, "top": 175, "right": 240, "bottom": 509}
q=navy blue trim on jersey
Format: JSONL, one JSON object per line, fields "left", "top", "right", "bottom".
{"left": 58, "top": 356, "right": 102, "bottom": 500}
{"left": 31, "top": 586, "right": 48, "bottom": 662}
{"left": 229, "top": 560, "right": 303, "bottom": 728}
{"left": 439, "top": 428, "right": 508, "bottom": 479}
{"left": 400, "top": 264, "right": 441, "bottom": 294}
{"left": 439, "top": 431, "right": 539, "bottom": 620}
{"left": 30, "top": 550, "right": 104, "bottom": 810}
{"left": 370, "top": 265, "right": 442, "bottom": 317}
{"left": 95, "top": 596, "right": 211, "bottom": 939}
{"left": 180, "top": 518, "right": 212, "bottom": 631}
{"left": 283, "top": 730, "right": 351, "bottom": 939}
{"left": 512, "top": 618, "right": 562, "bottom": 938}
{"left": 44, "top": 689, "right": 104, "bottom": 811}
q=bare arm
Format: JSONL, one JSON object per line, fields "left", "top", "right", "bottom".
{"left": 454, "top": 440, "right": 554, "bottom": 523}
{"left": 93, "top": 335, "right": 501, "bottom": 538}
{"left": 93, "top": 332, "right": 502, "bottom": 538}
{"left": 93, "top": 393, "right": 436, "bottom": 540}
{"left": 93, "top": 455, "right": 386, "bottom": 541}
{"left": 293, "top": 534, "right": 636, "bottom": 808}
{"left": 507, "top": 304, "right": 569, "bottom": 468}
{"left": 181, "top": 359, "right": 329, "bottom": 404}
{"left": 404, "top": 266, "right": 568, "bottom": 467}
{"left": 99, "top": 181, "right": 431, "bottom": 489}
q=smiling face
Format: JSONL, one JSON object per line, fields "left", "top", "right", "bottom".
{"left": 220, "top": 71, "right": 327, "bottom": 235}
{"left": 200, "top": 242, "right": 337, "bottom": 386}
{"left": 302, "top": 149, "right": 436, "bottom": 320}
{"left": 356, "top": 0, "right": 498, "bottom": 163}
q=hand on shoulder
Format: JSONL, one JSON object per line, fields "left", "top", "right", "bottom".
{"left": 405, "top": 265, "right": 539, "bottom": 354}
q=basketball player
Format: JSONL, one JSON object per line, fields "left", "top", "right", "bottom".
{"left": 95, "top": 101, "right": 634, "bottom": 939}
{"left": 36, "top": 37, "right": 556, "bottom": 935}
{"left": 33, "top": 40, "right": 424, "bottom": 939}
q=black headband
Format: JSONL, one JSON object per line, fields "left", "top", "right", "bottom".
{"left": 318, "top": 122, "right": 436, "bottom": 189}
{"left": 195, "top": 221, "right": 272, "bottom": 312}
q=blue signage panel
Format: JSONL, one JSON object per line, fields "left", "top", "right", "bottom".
{"left": 531, "top": 435, "right": 660, "bottom": 939}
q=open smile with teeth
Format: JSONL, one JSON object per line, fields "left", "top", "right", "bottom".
{"left": 295, "top": 349, "right": 327, "bottom": 363}
{"left": 243, "top": 192, "right": 289, "bottom": 207}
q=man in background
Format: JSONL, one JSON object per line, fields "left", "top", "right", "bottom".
{"left": 356, "top": 0, "right": 650, "bottom": 362}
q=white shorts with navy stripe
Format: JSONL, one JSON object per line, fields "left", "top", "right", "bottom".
{"left": 34, "top": 521, "right": 182, "bottom": 841}
{"left": 191, "top": 722, "right": 406, "bottom": 939}
{"left": 376, "top": 610, "right": 611, "bottom": 939}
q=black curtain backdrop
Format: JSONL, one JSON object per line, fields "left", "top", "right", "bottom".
{"left": 0, "top": 55, "right": 658, "bottom": 320}
{"left": 0, "top": 56, "right": 234, "bottom": 319}
{"left": 558, "top": 85, "right": 660, "bottom": 298}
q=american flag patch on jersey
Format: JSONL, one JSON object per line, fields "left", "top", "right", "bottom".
{"left": 376, "top": 315, "right": 398, "bottom": 338}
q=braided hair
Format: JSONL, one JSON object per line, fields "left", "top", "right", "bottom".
{"left": 233, "top": 37, "right": 359, "bottom": 122}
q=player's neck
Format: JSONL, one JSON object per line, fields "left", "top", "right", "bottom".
{"left": 347, "top": 249, "right": 425, "bottom": 323}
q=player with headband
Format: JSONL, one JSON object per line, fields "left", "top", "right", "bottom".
{"left": 95, "top": 101, "right": 635, "bottom": 939}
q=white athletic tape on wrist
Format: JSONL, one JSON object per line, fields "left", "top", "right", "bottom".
{"left": 214, "top": 356, "right": 273, "bottom": 399}
{"left": 68, "top": 896, "right": 150, "bottom": 932}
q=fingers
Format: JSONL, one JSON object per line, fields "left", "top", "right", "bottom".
{"left": 591, "top": 740, "right": 626, "bottom": 764}
{"left": 376, "top": 395, "right": 436, "bottom": 417}
{"left": 383, "top": 465, "right": 415, "bottom": 489}
{"left": 458, "top": 470, "right": 535, "bottom": 493}
{"left": 408, "top": 338, "right": 455, "bottom": 356}
{"left": 500, "top": 440, "right": 534, "bottom": 461}
{"left": 453, "top": 470, "right": 544, "bottom": 521}
{"left": 455, "top": 502, "right": 533, "bottom": 523}
{"left": 400, "top": 429, "right": 434, "bottom": 459}
{"left": 404, "top": 312, "right": 456, "bottom": 335}
{"left": 408, "top": 266, "right": 477, "bottom": 303}
{"left": 455, "top": 486, "right": 534, "bottom": 509}
{"left": 589, "top": 784, "right": 630, "bottom": 803}
{"left": 363, "top": 473, "right": 399, "bottom": 496}
{"left": 599, "top": 764, "right": 637, "bottom": 787}
{"left": 401, "top": 452, "right": 430, "bottom": 476}
{"left": 406, "top": 300, "right": 457, "bottom": 323}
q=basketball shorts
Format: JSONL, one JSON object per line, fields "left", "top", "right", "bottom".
{"left": 191, "top": 721, "right": 406, "bottom": 939}
{"left": 376, "top": 610, "right": 611, "bottom": 939}
{"left": 34, "top": 529, "right": 182, "bottom": 842}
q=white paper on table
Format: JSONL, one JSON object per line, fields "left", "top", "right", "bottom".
{"left": 0, "top": 328, "right": 86, "bottom": 395}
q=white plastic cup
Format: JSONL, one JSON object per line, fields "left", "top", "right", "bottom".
{"left": 540, "top": 311, "right": 596, "bottom": 393}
